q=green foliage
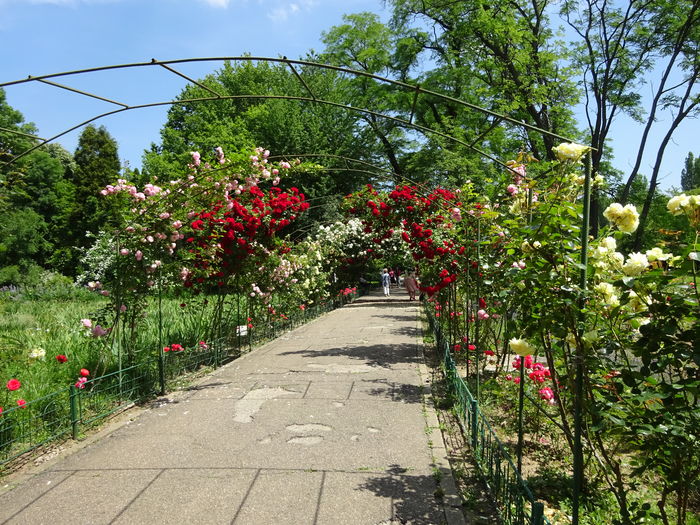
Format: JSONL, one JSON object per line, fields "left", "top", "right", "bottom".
{"left": 0, "top": 209, "right": 51, "bottom": 283}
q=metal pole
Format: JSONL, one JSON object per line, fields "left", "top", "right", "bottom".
{"left": 157, "top": 277, "right": 165, "bottom": 395}
{"left": 531, "top": 501, "right": 545, "bottom": 525}
{"left": 573, "top": 153, "right": 593, "bottom": 525}
{"left": 69, "top": 385, "right": 79, "bottom": 440}
{"left": 470, "top": 399, "right": 479, "bottom": 450}
{"left": 517, "top": 359, "right": 526, "bottom": 474}
{"left": 237, "top": 279, "right": 241, "bottom": 355}
{"left": 475, "top": 218, "right": 481, "bottom": 401}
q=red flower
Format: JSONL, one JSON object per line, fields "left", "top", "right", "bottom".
{"left": 6, "top": 379, "right": 21, "bottom": 391}
{"left": 484, "top": 350, "right": 495, "bottom": 356}
{"left": 16, "top": 399, "right": 26, "bottom": 408}
{"left": 0, "top": 406, "right": 3, "bottom": 415}
{"left": 163, "top": 346, "right": 171, "bottom": 352}
{"left": 80, "top": 369, "right": 90, "bottom": 377}
{"left": 56, "top": 355, "right": 68, "bottom": 363}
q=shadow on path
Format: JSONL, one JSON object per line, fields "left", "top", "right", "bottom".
{"left": 358, "top": 466, "right": 444, "bottom": 525}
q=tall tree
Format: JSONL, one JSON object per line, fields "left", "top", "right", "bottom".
{"left": 67, "top": 125, "right": 121, "bottom": 272}
{"left": 681, "top": 152, "right": 700, "bottom": 190}
{"left": 563, "top": 0, "right": 700, "bottom": 239}
{"left": 0, "top": 89, "right": 81, "bottom": 280}
{"left": 388, "top": 0, "right": 580, "bottom": 161}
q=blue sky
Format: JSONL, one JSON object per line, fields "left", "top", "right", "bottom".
{"left": 0, "top": 0, "right": 696, "bottom": 191}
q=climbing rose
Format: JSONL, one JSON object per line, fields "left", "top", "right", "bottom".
{"left": 645, "top": 247, "right": 672, "bottom": 263}
{"left": 509, "top": 338, "right": 535, "bottom": 357}
{"left": 622, "top": 252, "right": 649, "bottom": 277}
{"left": 539, "top": 387, "right": 555, "bottom": 404}
{"left": 80, "top": 369, "right": 90, "bottom": 377}
{"left": 16, "top": 399, "right": 26, "bottom": 408}
{"left": 6, "top": 379, "right": 21, "bottom": 391}
{"left": 603, "top": 203, "right": 639, "bottom": 234}
{"left": 667, "top": 193, "right": 691, "bottom": 215}
{"left": 552, "top": 142, "right": 590, "bottom": 162}
{"left": 55, "top": 354, "right": 68, "bottom": 363}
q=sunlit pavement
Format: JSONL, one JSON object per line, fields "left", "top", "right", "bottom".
{"left": 0, "top": 288, "right": 464, "bottom": 525}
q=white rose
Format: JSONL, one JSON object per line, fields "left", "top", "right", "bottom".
{"left": 622, "top": 252, "right": 649, "bottom": 277}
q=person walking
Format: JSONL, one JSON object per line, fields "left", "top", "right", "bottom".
{"left": 381, "top": 268, "right": 391, "bottom": 297}
{"left": 403, "top": 271, "right": 420, "bottom": 301}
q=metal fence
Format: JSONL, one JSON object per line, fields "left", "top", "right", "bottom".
{"left": 0, "top": 293, "right": 355, "bottom": 468}
{"left": 425, "top": 304, "right": 550, "bottom": 525}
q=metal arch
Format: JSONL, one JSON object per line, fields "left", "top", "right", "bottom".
{"left": 0, "top": 55, "right": 577, "bottom": 168}
{"left": 2, "top": 93, "right": 512, "bottom": 171}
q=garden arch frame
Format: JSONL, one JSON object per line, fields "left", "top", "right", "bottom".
{"left": 0, "top": 56, "right": 593, "bottom": 524}
{"left": 0, "top": 56, "right": 576, "bottom": 171}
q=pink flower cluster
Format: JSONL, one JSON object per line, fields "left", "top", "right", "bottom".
{"left": 75, "top": 369, "right": 90, "bottom": 389}
{"left": 507, "top": 355, "right": 556, "bottom": 404}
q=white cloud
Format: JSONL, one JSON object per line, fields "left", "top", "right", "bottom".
{"left": 200, "top": 0, "right": 231, "bottom": 7}
{"left": 0, "top": 0, "right": 127, "bottom": 5}
{"left": 266, "top": 0, "right": 317, "bottom": 22}
{"left": 268, "top": 5, "right": 288, "bottom": 20}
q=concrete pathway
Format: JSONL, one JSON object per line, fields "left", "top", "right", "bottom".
{"left": 0, "top": 289, "right": 463, "bottom": 525}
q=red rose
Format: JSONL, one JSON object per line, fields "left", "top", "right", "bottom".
{"left": 16, "top": 399, "right": 26, "bottom": 408}
{"left": 6, "top": 379, "right": 21, "bottom": 391}
{"left": 80, "top": 369, "right": 90, "bottom": 377}
{"left": 56, "top": 355, "right": 68, "bottom": 363}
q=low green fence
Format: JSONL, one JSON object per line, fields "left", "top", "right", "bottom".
{"left": 0, "top": 294, "right": 355, "bottom": 468}
{"left": 425, "top": 304, "right": 550, "bottom": 525}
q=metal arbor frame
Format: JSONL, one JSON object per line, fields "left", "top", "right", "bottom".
{"left": 0, "top": 56, "right": 574, "bottom": 169}
{"left": 0, "top": 56, "right": 590, "bottom": 524}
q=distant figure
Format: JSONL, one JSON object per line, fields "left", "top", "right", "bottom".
{"left": 403, "top": 271, "right": 420, "bottom": 301}
{"left": 359, "top": 276, "right": 369, "bottom": 294}
{"left": 381, "top": 268, "right": 391, "bottom": 297}
{"left": 389, "top": 269, "right": 396, "bottom": 287}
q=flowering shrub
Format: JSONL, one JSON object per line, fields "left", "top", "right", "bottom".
{"left": 338, "top": 144, "right": 698, "bottom": 523}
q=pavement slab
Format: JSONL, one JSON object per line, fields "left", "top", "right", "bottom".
{"left": 0, "top": 290, "right": 464, "bottom": 525}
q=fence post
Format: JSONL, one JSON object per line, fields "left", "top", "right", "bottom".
{"left": 157, "top": 348, "right": 166, "bottom": 396}
{"left": 69, "top": 385, "right": 79, "bottom": 440}
{"left": 531, "top": 501, "right": 544, "bottom": 525}
{"left": 470, "top": 398, "right": 478, "bottom": 450}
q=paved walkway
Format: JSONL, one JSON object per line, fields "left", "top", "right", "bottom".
{"left": 0, "top": 289, "right": 463, "bottom": 525}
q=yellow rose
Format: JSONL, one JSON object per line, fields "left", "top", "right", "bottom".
{"left": 552, "top": 142, "right": 591, "bottom": 162}
{"left": 509, "top": 338, "right": 535, "bottom": 357}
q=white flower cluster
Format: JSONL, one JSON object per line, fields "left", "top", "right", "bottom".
{"left": 667, "top": 193, "right": 700, "bottom": 217}
{"left": 603, "top": 203, "right": 640, "bottom": 234}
